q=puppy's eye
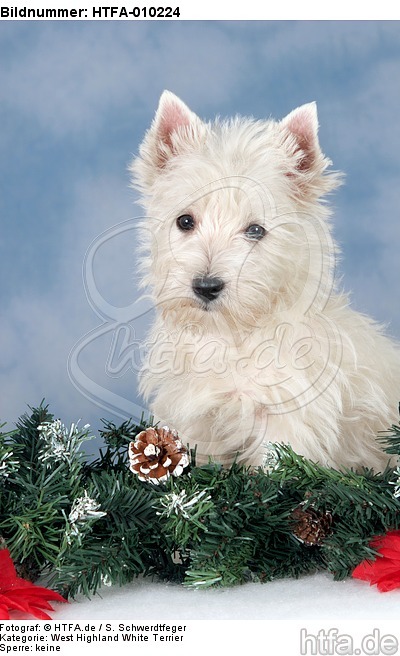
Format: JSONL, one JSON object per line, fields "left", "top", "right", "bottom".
{"left": 177, "top": 214, "right": 195, "bottom": 232}
{"left": 244, "top": 224, "right": 266, "bottom": 241}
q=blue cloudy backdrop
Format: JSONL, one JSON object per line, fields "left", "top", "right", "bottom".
{"left": 1, "top": 20, "right": 399, "bottom": 436}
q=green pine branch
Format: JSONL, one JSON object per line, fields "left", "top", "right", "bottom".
{"left": 1, "top": 402, "right": 400, "bottom": 598}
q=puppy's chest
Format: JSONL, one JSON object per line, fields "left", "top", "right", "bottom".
{"left": 153, "top": 321, "right": 321, "bottom": 389}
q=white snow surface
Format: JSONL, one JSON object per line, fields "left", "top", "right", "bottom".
{"left": 53, "top": 572, "right": 399, "bottom": 620}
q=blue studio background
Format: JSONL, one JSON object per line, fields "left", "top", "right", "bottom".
{"left": 1, "top": 21, "right": 399, "bottom": 436}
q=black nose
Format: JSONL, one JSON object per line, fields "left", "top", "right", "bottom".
{"left": 192, "top": 276, "right": 225, "bottom": 302}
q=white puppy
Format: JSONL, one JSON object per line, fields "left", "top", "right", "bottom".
{"left": 131, "top": 91, "right": 400, "bottom": 471}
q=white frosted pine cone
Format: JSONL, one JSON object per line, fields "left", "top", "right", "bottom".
{"left": 129, "top": 426, "right": 189, "bottom": 484}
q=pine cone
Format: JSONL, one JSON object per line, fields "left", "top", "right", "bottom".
{"left": 291, "top": 505, "right": 332, "bottom": 546}
{"left": 129, "top": 426, "right": 189, "bottom": 484}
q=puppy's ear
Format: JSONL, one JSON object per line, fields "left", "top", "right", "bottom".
{"left": 280, "top": 103, "right": 340, "bottom": 198}
{"left": 281, "top": 102, "right": 320, "bottom": 172}
{"left": 151, "top": 91, "right": 201, "bottom": 162}
{"left": 132, "top": 91, "right": 205, "bottom": 190}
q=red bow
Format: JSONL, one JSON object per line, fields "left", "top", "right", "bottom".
{"left": 0, "top": 549, "right": 67, "bottom": 619}
{"left": 352, "top": 530, "right": 400, "bottom": 592}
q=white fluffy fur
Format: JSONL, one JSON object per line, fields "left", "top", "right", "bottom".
{"left": 130, "top": 91, "right": 400, "bottom": 471}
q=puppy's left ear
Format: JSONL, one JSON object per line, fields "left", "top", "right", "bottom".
{"left": 280, "top": 103, "right": 340, "bottom": 198}
{"left": 281, "top": 102, "right": 320, "bottom": 172}
{"left": 132, "top": 91, "right": 205, "bottom": 190}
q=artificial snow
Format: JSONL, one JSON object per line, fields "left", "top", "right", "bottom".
{"left": 53, "top": 572, "right": 400, "bottom": 620}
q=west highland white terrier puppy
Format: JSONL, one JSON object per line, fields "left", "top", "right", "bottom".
{"left": 131, "top": 90, "right": 400, "bottom": 471}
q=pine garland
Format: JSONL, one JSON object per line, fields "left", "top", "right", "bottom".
{"left": 1, "top": 402, "right": 400, "bottom": 599}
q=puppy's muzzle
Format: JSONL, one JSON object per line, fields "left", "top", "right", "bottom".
{"left": 192, "top": 276, "right": 225, "bottom": 303}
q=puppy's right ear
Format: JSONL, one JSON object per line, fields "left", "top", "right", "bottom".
{"left": 131, "top": 91, "right": 205, "bottom": 190}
